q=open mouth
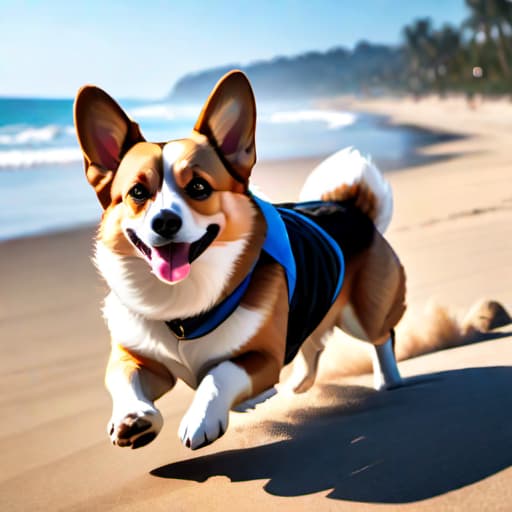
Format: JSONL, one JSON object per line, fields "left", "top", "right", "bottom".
{"left": 126, "top": 224, "right": 220, "bottom": 283}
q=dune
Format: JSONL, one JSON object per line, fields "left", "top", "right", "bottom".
{"left": 1, "top": 95, "right": 511, "bottom": 511}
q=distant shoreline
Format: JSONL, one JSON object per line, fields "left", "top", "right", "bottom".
{"left": 0, "top": 98, "right": 470, "bottom": 242}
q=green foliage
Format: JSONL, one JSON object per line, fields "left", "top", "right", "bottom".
{"left": 402, "top": 0, "right": 512, "bottom": 96}
{"left": 168, "top": 2, "right": 512, "bottom": 101}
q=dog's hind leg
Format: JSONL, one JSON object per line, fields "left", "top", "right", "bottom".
{"left": 336, "top": 229, "right": 406, "bottom": 391}
{"left": 371, "top": 330, "right": 402, "bottom": 391}
{"left": 287, "top": 332, "right": 328, "bottom": 393}
{"left": 286, "top": 306, "right": 340, "bottom": 393}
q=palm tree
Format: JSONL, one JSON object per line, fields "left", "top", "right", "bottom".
{"left": 432, "top": 25, "right": 463, "bottom": 94}
{"left": 403, "top": 19, "right": 462, "bottom": 96}
{"left": 403, "top": 18, "right": 437, "bottom": 95}
{"left": 464, "top": 0, "right": 512, "bottom": 79}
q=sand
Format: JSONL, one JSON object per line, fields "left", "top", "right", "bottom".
{"left": 1, "top": 95, "right": 512, "bottom": 511}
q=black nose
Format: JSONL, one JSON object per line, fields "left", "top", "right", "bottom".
{"left": 151, "top": 210, "right": 182, "bottom": 238}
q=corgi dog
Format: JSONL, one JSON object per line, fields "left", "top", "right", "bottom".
{"left": 74, "top": 71, "right": 406, "bottom": 451}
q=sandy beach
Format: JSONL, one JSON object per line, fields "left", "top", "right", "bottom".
{"left": 1, "top": 95, "right": 512, "bottom": 511}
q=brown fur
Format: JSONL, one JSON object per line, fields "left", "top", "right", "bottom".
{"left": 321, "top": 182, "right": 379, "bottom": 223}
{"left": 334, "top": 229, "right": 406, "bottom": 344}
{"left": 216, "top": 199, "right": 267, "bottom": 300}
{"left": 105, "top": 344, "right": 175, "bottom": 403}
{"left": 233, "top": 263, "right": 289, "bottom": 400}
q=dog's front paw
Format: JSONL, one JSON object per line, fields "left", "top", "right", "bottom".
{"left": 178, "top": 361, "right": 252, "bottom": 449}
{"left": 178, "top": 400, "right": 229, "bottom": 450}
{"left": 108, "top": 407, "right": 163, "bottom": 449}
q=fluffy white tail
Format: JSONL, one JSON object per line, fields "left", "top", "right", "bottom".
{"left": 299, "top": 147, "right": 393, "bottom": 233}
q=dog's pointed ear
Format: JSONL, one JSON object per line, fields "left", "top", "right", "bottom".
{"left": 74, "top": 86, "right": 145, "bottom": 208}
{"left": 194, "top": 70, "right": 256, "bottom": 186}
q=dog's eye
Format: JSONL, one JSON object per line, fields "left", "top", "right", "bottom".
{"left": 185, "top": 177, "right": 212, "bottom": 200}
{"left": 128, "top": 184, "right": 150, "bottom": 203}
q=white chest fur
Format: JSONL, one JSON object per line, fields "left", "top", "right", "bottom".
{"left": 94, "top": 238, "right": 248, "bottom": 321}
{"left": 103, "top": 292, "right": 265, "bottom": 388}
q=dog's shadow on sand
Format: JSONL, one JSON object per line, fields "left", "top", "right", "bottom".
{"left": 152, "top": 364, "right": 512, "bottom": 503}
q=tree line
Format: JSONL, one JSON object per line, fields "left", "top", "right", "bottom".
{"left": 403, "top": 0, "right": 512, "bottom": 96}
{"left": 169, "top": 1, "right": 512, "bottom": 101}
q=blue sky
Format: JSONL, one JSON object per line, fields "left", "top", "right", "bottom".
{"left": 0, "top": 0, "right": 468, "bottom": 99}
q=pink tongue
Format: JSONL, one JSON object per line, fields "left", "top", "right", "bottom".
{"left": 151, "top": 243, "right": 191, "bottom": 283}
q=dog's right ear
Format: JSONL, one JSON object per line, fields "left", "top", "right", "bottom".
{"left": 194, "top": 71, "right": 256, "bottom": 189}
{"left": 74, "top": 86, "right": 145, "bottom": 208}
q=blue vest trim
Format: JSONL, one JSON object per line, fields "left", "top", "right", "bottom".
{"left": 251, "top": 195, "right": 297, "bottom": 301}
{"left": 166, "top": 271, "right": 253, "bottom": 339}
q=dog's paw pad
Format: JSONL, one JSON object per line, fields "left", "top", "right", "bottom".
{"left": 117, "top": 414, "right": 152, "bottom": 438}
{"left": 108, "top": 409, "right": 163, "bottom": 449}
{"left": 132, "top": 431, "right": 157, "bottom": 449}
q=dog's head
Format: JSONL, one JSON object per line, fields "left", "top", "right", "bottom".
{"left": 74, "top": 71, "right": 259, "bottom": 288}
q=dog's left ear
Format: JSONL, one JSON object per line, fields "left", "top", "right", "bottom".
{"left": 74, "top": 86, "right": 145, "bottom": 208}
{"left": 194, "top": 70, "right": 256, "bottom": 186}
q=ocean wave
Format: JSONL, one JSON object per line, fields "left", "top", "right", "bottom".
{"left": 0, "top": 124, "right": 75, "bottom": 146}
{"left": 0, "top": 147, "right": 82, "bottom": 168}
{"left": 268, "top": 109, "right": 357, "bottom": 130}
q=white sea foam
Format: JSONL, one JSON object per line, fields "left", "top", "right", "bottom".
{"left": 128, "top": 103, "right": 200, "bottom": 121}
{"left": 0, "top": 147, "right": 82, "bottom": 168}
{"left": 129, "top": 104, "right": 176, "bottom": 120}
{"left": 0, "top": 124, "right": 71, "bottom": 145}
{"left": 269, "top": 109, "right": 357, "bottom": 130}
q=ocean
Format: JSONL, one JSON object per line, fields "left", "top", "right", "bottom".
{"left": 0, "top": 96, "right": 448, "bottom": 241}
